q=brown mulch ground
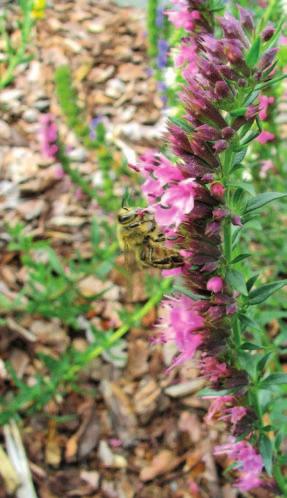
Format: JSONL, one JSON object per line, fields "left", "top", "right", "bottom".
{"left": 0, "top": 1, "right": 272, "bottom": 497}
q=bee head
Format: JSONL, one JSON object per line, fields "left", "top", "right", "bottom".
{"left": 118, "top": 207, "right": 137, "bottom": 224}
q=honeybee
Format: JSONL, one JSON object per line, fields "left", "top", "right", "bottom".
{"left": 117, "top": 206, "right": 183, "bottom": 269}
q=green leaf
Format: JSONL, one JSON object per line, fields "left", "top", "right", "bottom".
{"left": 169, "top": 116, "right": 194, "bottom": 134}
{"left": 226, "top": 269, "right": 248, "bottom": 296}
{"left": 241, "top": 342, "right": 262, "bottom": 351}
{"left": 198, "top": 388, "right": 234, "bottom": 397}
{"left": 249, "top": 280, "right": 287, "bottom": 305}
{"left": 238, "top": 313, "right": 261, "bottom": 331}
{"left": 246, "top": 37, "right": 261, "bottom": 68}
{"left": 231, "top": 253, "right": 250, "bottom": 264}
{"left": 259, "top": 434, "right": 273, "bottom": 475}
{"left": 230, "top": 107, "right": 247, "bottom": 117}
{"left": 260, "top": 373, "right": 287, "bottom": 388}
{"left": 245, "top": 192, "right": 287, "bottom": 214}
{"left": 257, "top": 352, "right": 272, "bottom": 373}
{"left": 232, "top": 148, "right": 247, "bottom": 166}
{"left": 246, "top": 273, "right": 260, "bottom": 292}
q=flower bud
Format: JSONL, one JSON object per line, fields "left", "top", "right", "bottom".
{"left": 215, "top": 80, "right": 231, "bottom": 99}
{"left": 238, "top": 6, "right": 254, "bottom": 32}
{"left": 207, "top": 276, "right": 224, "bottom": 293}
{"left": 262, "top": 26, "right": 275, "bottom": 42}
{"left": 210, "top": 182, "right": 225, "bottom": 200}
{"left": 221, "top": 127, "right": 234, "bottom": 139}
{"left": 213, "top": 140, "right": 228, "bottom": 153}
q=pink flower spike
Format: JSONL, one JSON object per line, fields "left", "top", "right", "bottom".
{"left": 207, "top": 276, "right": 224, "bottom": 293}
{"left": 256, "top": 130, "right": 275, "bottom": 144}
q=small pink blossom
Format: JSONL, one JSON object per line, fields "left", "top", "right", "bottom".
{"left": 207, "top": 276, "right": 224, "bottom": 293}
{"left": 175, "top": 42, "right": 197, "bottom": 67}
{"left": 221, "top": 406, "right": 247, "bottom": 426}
{"left": 258, "top": 95, "right": 275, "bottom": 120}
{"left": 40, "top": 113, "right": 58, "bottom": 159}
{"left": 200, "top": 356, "right": 229, "bottom": 382}
{"left": 214, "top": 438, "right": 263, "bottom": 492}
{"left": 157, "top": 178, "right": 198, "bottom": 228}
{"left": 259, "top": 159, "right": 274, "bottom": 178}
{"left": 142, "top": 176, "right": 164, "bottom": 200}
{"left": 159, "top": 295, "right": 205, "bottom": 367}
{"left": 204, "top": 396, "right": 234, "bottom": 423}
{"left": 162, "top": 267, "right": 183, "bottom": 277}
{"left": 256, "top": 130, "right": 275, "bottom": 144}
{"left": 166, "top": 6, "right": 200, "bottom": 30}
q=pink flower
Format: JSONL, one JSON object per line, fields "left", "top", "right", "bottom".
{"left": 157, "top": 178, "right": 198, "bottom": 228}
{"left": 214, "top": 439, "right": 263, "bottom": 492}
{"left": 221, "top": 406, "right": 247, "bottom": 426}
{"left": 200, "top": 356, "right": 229, "bottom": 382}
{"left": 175, "top": 41, "right": 197, "bottom": 67}
{"left": 259, "top": 159, "right": 274, "bottom": 178}
{"left": 166, "top": 6, "right": 200, "bottom": 30}
{"left": 256, "top": 130, "right": 275, "bottom": 144}
{"left": 204, "top": 396, "right": 234, "bottom": 423}
{"left": 207, "top": 276, "right": 224, "bottom": 293}
{"left": 162, "top": 267, "right": 183, "bottom": 277}
{"left": 142, "top": 176, "right": 164, "bottom": 200}
{"left": 159, "top": 295, "right": 206, "bottom": 367}
{"left": 258, "top": 95, "right": 275, "bottom": 120}
{"left": 40, "top": 114, "right": 58, "bottom": 159}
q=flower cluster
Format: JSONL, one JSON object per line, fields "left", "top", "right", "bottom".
{"left": 214, "top": 439, "right": 263, "bottom": 491}
{"left": 133, "top": 1, "right": 279, "bottom": 492}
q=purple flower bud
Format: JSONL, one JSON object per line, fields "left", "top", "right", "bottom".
{"left": 213, "top": 139, "right": 228, "bottom": 152}
{"left": 262, "top": 25, "right": 275, "bottom": 42}
{"left": 218, "top": 14, "right": 248, "bottom": 47}
{"left": 211, "top": 182, "right": 225, "bottom": 200}
{"left": 205, "top": 221, "right": 221, "bottom": 237}
{"left": 214, "top": 80, "right": 230, "bottom": 99}
{"left": 232, "top": 215, "right": 243, "bottom": 227}
{"left": 245, "top": 105, "right": 258, "bottom": 119}
{"left": 201, "top": 261, "right": 218, "bottom": 272}
{"left": 219, "top": 65, "right": 238, "bottom": 80}
{"left": 199, "top": 59, "right": 222, "bottom": 83}
{"left": 238, "top": 6, "right": 254, "bottom": 32}
{"left": 224, "top": 39, "right": 244, "bottom": 64}
{"left": 207, "top": 276, "right": 224, "bottom": 293}
{"left": 238, "top": 78, "right": 247, "bottom": 87}
{"left": 195, "top": 124, "right": 221, "bottom": 141}
{"left": 201, "top": 173, "right": 214, "bottom": 183}
{"left": 259, "top": 48, "right": 278, "bottom": 71}
{"left": 221, "top": 127, "right": 235, "bottom": 139}
{"left": 213, "top": 208, "right": 229, "bottom": 220}
{"left": 226, "top": 303, "right": 237, "bottom": 315}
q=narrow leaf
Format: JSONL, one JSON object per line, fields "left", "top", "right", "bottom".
{"left": 260, "top": 373, "right": 287, "bottom": 388}
{"left": 259, "top": 434, "right": 273, "bottom": 476}
{"left": 246, "top": 37, "right": 261, "bottom": 68}
{"left": 169, "top": 116, "right": 194, "bottom": 133}
{"left": 249, "top": 280, "right": 287, "bottom": 305}
{"left": 226, "top": 269, "right": 248, "bottom": 296}
{"left": 231, "top": 253, "right": 250, "bottom": 264}
{"left": 245, "top": 192, "right": 287, "bottom": 214}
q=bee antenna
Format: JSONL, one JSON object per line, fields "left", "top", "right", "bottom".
{"left": 122, "top": 188, "right": 130, "bottom": 208}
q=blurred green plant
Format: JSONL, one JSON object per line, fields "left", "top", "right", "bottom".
{"left": 0, "top": 221, "right": 172, "bottom": 425}
{"left": 54, "top": 65, "right": 130, "bottom": 211}
{"left": 0, "top": 0, "right": 35, "bottom": 88}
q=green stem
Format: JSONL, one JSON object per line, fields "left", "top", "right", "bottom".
{"left": 67, "top": 277, "right": 172, "bottom": 376}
